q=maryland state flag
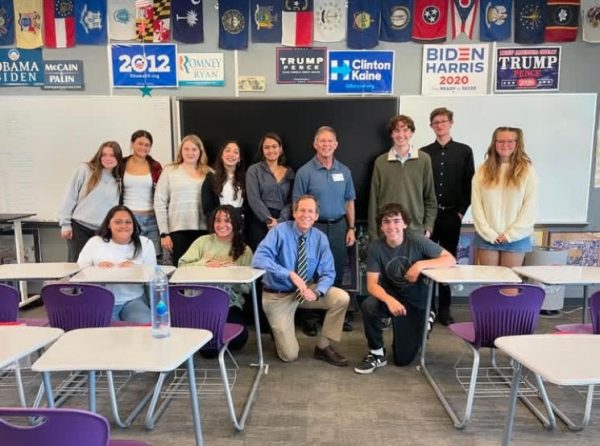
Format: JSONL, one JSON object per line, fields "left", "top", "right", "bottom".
{"left": 152, "top": 0, "right": 171, "bottom": 42}
{"left": 14, "top": 0, "right": 43, "bottom": 49}
{"left": 75, "top": 0, "right": 107, "bottom": 45}
{"left": 545, "top": 0, "right": 579, "bottom": 41}
{"left": 451, "top": 0, "right": 478, "bottom": 38}
{"left": 172, "top": 0, "right": 203, "bottom": 43}
{"left": 43, "top": 0, "right": 75, "bottom": 48}
{"left": 514, "top": 0, "right": 546, "bottom": 43}
{"left": 582, "top": 0, "right": 600, "bottom": 42}
{"left": 282, "top": 0, "right": 313, "bottom": 46}
{"left": 480, "top": 0, "right": 512, "bottom": 41}
{"left": 412, "top": 0, "right": 448, "bottom": 42}
{"left": 0, "top": 0, "right": 15, "bottom": 46}
{"left": 135, "top": 0, "right": 153, "bottom": 42}
{"left": 314, "top": 0, "right": 345, "bottom": 42}
{"left": 380, "top": 0, "right": 413, "bottom": 42}
{"left": 219, "top": 0, "right": 249, "bottom": 50}
{"left": 109, "top": 0, "right": 136, "bottom": 41}
{"left": 347, "top": 0, "right": 380, "bottom": 48}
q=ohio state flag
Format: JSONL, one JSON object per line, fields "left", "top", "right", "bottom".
{"left": 282, "top": 0, "right": 313, "bottom": 46}
{"left": 451, "top": 0, "right": 478, "bottom": 38}
{"left": 412, "top": 0, "right": 448, "bottom": 42}
{"left": 43, "top": 0, "right": 75, "bottom": 48}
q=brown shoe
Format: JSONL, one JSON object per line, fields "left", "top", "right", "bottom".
{"left": 314, "top": 345, "right": 348, "bottom": 367}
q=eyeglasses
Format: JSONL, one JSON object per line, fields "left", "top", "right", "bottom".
{"left": 495, "top": 139, "right": 517, "bottom": 145}
{"left": 431, "top": 119, "right": 450, "bottom": 126}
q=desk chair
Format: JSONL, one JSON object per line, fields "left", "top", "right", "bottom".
{"left": 0, "top": 283, "right": 48, "bottom": 327}
{"left": 555, "top": 291, "right": 600, "bottom": 335}
{"left": 0, "top": 407, "right": 149, "bottom": 446}
{"left": 445, "top": 284, "right": 547, "bottom": 428}
{"left": 164, "top": 285, "right": 244, "bottom": 429}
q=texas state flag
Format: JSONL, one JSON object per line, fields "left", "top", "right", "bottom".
{"left": 282, "top": 0, "right": 313, "bottom": 46}
{"left": 43, "top": 0, "right": 76, "bottom": 48}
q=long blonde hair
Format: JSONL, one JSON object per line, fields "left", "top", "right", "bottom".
{"left": 173, "top": 134, "right": 211, "bottom": 175}
{"left": 480, "top": 127, "right": 531, "bottom": 187}
{"left": 84, "top": 141, "right": 123, "bottom": 196}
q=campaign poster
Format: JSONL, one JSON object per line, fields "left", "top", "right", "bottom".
{"left": 495, "top": 46, "right": 561, "bottom": 92}
{"left": 0, "top": 48, "right": 43, "bottom": 87}
{"left": 421, "top": 44, "right": 489, "bottom": 95}
{"left": 111, "top": 44, "right": 177, "bottom": 88}
{"left": 327, "top": 50, "right": 394, "bottom": 95}
{"left": 276, "top": 47, "right": 326, "bottom": 84}
{"left": 178, "top": 53, "right": 224, "bottom": 87}
{"left": 43, "top": 60, "right": 84, "bottom": 90}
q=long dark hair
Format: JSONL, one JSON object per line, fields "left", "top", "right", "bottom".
{"left": 97, "top": 205, "right": 142, "bottom": 259}
{"left": 252, "top": 132, "right": 287, "bottom": 165}
{"left": 212, "top": 141, "right": 245, "bottom": 200}
{"left": 209, "top": 205, "right": 247, "bottom": 261}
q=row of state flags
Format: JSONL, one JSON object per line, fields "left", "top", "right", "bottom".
{"left": 0, "top": 0, "right": 598, "bottom": 49}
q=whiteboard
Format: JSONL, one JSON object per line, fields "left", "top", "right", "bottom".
{"left": 400, "top": 94, "right": 598, "bottom": 224}
{"left": 0, "top": 96, "right": 173, "bottom": 222}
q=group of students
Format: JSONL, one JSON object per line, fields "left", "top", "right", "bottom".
{"left": 56, "top": 109, "right": 538, "bottom": 369}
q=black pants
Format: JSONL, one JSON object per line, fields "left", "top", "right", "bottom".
{"left": 170, "top": 230, "right": 207, "bottom": 266}
{"left": 361, "top": 296, "right": 426, "bottom": 366}
{"left": 314, "top": 220, "right": 347, "bottom": 287}
{"left": 430, "top": 210, "right": 462, "bottom": 311}
{"left": 67, "top": 220, "right": 96, "bottom": 262}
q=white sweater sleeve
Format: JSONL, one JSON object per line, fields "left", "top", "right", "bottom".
{"left": 471, "top": 171, "right": 499, "bottom": 243}
{"left": 57, "top": 164, "right": 89, "bottom": 229}
{"left": 505, "top": 166, "right": 538, "bottom": 243}
{"left": 154, "top": 167, "right": 171, "bottom": 235}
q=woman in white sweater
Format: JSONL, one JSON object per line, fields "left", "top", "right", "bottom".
{"left": 471, "top": 127, "right": 538, "bottom": 267}
{"left": 77, "top": 205, "right": 156, "bottom": 322}
{"left": 58, "top": 141, "right": 124, "bottom": 262}
{"left": 154, "top": 134, "right": 212, "bottom": 265}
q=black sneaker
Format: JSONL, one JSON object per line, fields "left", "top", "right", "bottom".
{"left": 354, "top": 352, "right": 388, "bottom": 374}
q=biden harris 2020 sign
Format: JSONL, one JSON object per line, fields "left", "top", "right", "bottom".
{"left": 421, "top": 44, "right": 489, "bottom": 95}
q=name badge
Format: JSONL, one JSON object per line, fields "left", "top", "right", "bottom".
{"left": 331, "top": 173, "right": 344, "bottom": 182}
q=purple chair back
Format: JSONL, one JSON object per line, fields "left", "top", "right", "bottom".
{"left": 470, "top": 284, "right": 545, "bottom": 349}
{"left": 41, "top": 283, "right": 114, "bottom": 332}
{"left": 591, "top": 291, "right": 600, "bottom": 335}
{"left": 0, "top": 407, "right": 149, "bottom": 446}
{"left": 169, "top": 285, "right": 229, "bottom": 351}
{"left": 0, "top": 283, "right": 19, "bottom": 322}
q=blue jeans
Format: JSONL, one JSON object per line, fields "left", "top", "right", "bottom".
{"left": 134, "top": 214, "right": 160, "bottom": 254}
{"left": 112, "top": 296, "right": 151, "bottom": 323}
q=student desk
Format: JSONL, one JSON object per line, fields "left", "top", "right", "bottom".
{"left": 496, "top": 334, "right": 600, "bottom": 445}
{"left": 169, "top": 265, "right": 266, "bottom": 431}
{"left": 419, "top": 265, "right": 523, "bottom": 428}
{"left": 69, "top": 265, "right": 176, "bottom": 283}
{"left": 32, "top": 327, "right": 212, "bottom": 446}
{"left": 0, "top": 262, "right": 81, "bottom": 307}
{"left": 0, "top": 326, "right": 63, "bottom": 407}
{"left": 0, "top": 214, "right": 36, "bottom": 305}
{"left": 513, "top": 265, "right": 600, "bottom": 323}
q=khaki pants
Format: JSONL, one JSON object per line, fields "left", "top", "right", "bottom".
{"left": 262, "top": 286, "right": 350, "bottom": 362}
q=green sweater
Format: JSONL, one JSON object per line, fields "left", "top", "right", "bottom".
{"left": 368, "top": 149, "right": 437, "bottom": 240}
{"left": 178, "top": 234, "right": 253, "bottom": 309}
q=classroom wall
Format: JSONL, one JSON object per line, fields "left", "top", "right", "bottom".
{"left": 4, "top": 5, "right": 600, "bottom": 275}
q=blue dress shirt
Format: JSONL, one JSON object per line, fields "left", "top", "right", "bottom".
{"left": 252, "top": 221, "right": 336, "bottom": 295}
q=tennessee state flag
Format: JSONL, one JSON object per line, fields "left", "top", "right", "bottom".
{"left": 412, "top": 0, "right": 448, "bottom": 42}
{"left": 14, "top": 0, "right": 43, "bottom": 49}
{"left": 545, "top": 0, "right": 579, "bottom": 41}
{"left": 282, "top": 0, "right": 313, "bottom": 46}
{"left": 43, "top": 0, "right": 75, "bottom": 48}
{"left": 451, "top": 0, "right": 478, "bottom": 38}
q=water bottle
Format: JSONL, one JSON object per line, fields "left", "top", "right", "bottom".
{"left": 150, "top": 265, "right": 170, "bottom": 338}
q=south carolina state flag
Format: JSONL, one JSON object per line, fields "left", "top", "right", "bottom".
{"left": 282, "top": 0, "right": 313, "bottom": 46}
{"left": 43, "top": 0, "right": 75, "bottom": 48}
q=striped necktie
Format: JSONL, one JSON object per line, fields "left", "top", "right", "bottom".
{"left": 296, "top": 234, "right": 308, "bottom": 303}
